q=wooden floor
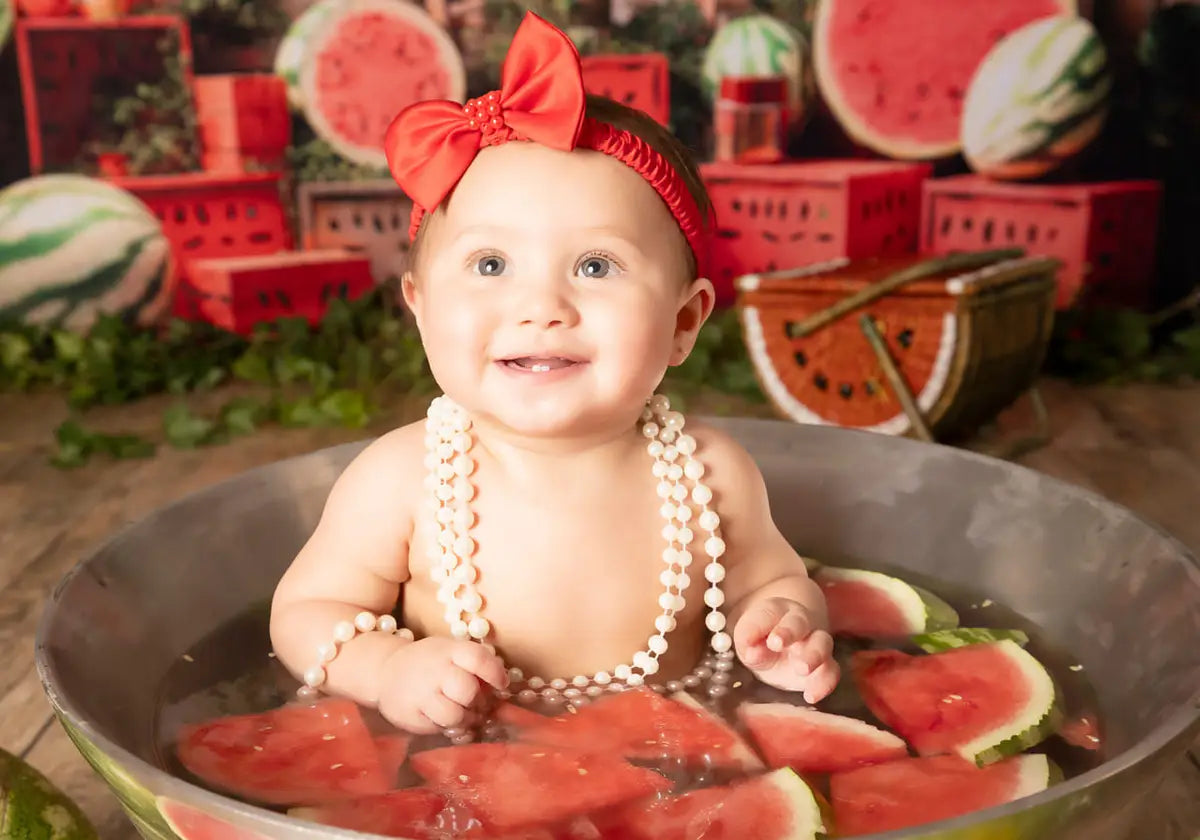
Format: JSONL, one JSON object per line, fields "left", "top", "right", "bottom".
{"left": 1, "top": 380, "right": 1197, "bottom": 839}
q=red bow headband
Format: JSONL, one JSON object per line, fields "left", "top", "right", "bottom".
{"left": 383, "top": 12, "right": 710, "bottom": 278}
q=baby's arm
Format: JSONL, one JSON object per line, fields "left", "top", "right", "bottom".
{"left": 269, "top": 425, "right": 506, "bottom": 730}
{"left": 699, "top": 426, "right": 838, "bottom": 702}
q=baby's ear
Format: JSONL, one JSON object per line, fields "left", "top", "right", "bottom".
{"left": 401, "top": 271, "right": 420, "bottom": 310}
{"left": 669, "top": 277, "right": 716, "bottom": 366}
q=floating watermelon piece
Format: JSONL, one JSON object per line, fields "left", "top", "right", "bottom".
{"left": 374, "top": 733, "right": 413, "bottom": 783}
{"left": 736, "top": 703, "right": 909, "bottom": 774}
{"left": 411, "top": 742, "right": 671, "bottom": 830}
{"left": 491, "top": 701, "right": 549, "bottom": 731}
{"left": 815, "top": 567, "right": 959, "bottom": 639}
{"left": 812, "top": 0, "right": 1075, "bottom": 159}
{"left": 0, "top": 175, "right": 175, "bottom": 331}
{"left": 852, "top": 641, "right": 1061, "bottom": 766}
{"left": 913, "top": 627, "right": 1030, "bottom": 653}
{"left": 594, "top": 768, "right": 825, "bottom": 840}
{"left": 295, "top": 0, "right": 466, "bottom": 169}
{"left": 174, "top": 698, "right": 395, "bottom": 806}
{"left": 290, "top": 787, "right": 480, "bottom": 838}
{"left": 1057, "top": 714, "right": 1102, "bottom": 752}
{"left": 829, "top": 754, "right": 1055, "bottom": 836}
{"left": 157, "top": 797, "right": 269, "bottom": 840}
{"left": 961, "top": 16, "right": 1111, "bottom": 180}
{"left": 515, "top": 688, "right": 763, "bottom": 771}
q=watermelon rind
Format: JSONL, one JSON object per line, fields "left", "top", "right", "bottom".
{"left": 274, "top": 0, "right": 341, "bottom": 110}
{"left": 964, "top": 640, "right": 1062, "bottom": 766}
{"left": 0, "top": 0, "right": 12, "bottom": 54}
{"left": 912, "top": 627, "right": 1030, "bottom": 653}
{"left": 1, "top": 748, "right": 99, "bottom": 840}
{"left": 757, "top": 768, "right": 828, "bottom": 840}
{"left": 736, "top": 702, "right": 909, "bottom": 773}
{"left": 961, "top": 15, "right": 1112, "bottom": 180}
{"left": 816, "top": 567, "right": 960, "bottom": 636}
{"left": 297, "top": 0, "right": 466, "bottom": 169}
{"left": 701, "top": 14, "right": 813, "bottom": 123}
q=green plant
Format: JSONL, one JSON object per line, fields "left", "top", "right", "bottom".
{"left": 175, "top": 0, "right": 290, "bottom": 45}
{"left": 287, "top": 134, "right": 390, "bottom": 183}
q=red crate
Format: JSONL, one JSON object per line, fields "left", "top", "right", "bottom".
{"left": 107, "top": 171, "right": 293, "bottom": 319}
{"left": 920, "top": 175, "right": 1163, "bottom": 310}
{"left": 193, "top": 73, "right": 291, "bottom": 174}
{"left": 700, "top": 160, "right": 931, "bottom": 306}
{"left": 14, "top": 16, "right": 193, "bottom": 174}
{"left": 581, "top": 53, "right": 670, "bottom": 127}
{"left": 183, "top": 249, "right": 374, "bottom": 334}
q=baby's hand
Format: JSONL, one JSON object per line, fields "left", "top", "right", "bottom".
{"left": 377, "top": 637, "right": 508, "bottom": 734}
{"left": 733, "top": 597, "right": 839, "bottom": 704}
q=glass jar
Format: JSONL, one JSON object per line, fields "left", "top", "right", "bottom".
{"left": 713, "top": 76, "right": 788, "bottom": 164}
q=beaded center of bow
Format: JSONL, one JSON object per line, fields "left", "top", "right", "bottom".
{"left": 463, "top": 92, "right": 514, "bottom": 145}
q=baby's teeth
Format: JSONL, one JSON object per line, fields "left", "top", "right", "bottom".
{"left": 531, "top": 363, "right": 550, "bottom": 373}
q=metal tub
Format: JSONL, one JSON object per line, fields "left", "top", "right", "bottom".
{"left": 35, "top": 419, "right": 1200, "bottom": 839}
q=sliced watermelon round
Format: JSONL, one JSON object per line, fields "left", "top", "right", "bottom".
{"left": 912, "top": 627, "right": 1030, "bottom": 653}
{"left": 173, "top": 698, "right": 395, "bottom": 806}
{"left": 595, "top": 768, "right": 826, "bottom": 840}
{"left": 409, "top": 741, "right": 672, "bottom": 830}
{"left": 829, "top": 753, "right": 1055, "bottom": 836}
{"left": 812, "top": 0, "right": 1075, "bottom": 159}
{"left": 736, "top": 703, "right": 909, "bottom": 774}
{"left": 514, "top": 688, "right": 763, "bottom": 772}
{"left": 296, "top": 0, "right": 466, "bottom": 168}
{"left": 852, "top": 641, "right": 1061, "bottom": 766}
{"left": 157, "top": 797, "right": 269, "bottom": 840}
{"left": 815, "top": 567, "right": 959, "bottom": 639}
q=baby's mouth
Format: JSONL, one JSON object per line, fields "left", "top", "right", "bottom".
{"left": 501, "top": 356, "right": 581, "bottom": 372}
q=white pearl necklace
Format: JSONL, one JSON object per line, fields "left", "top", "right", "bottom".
{"left": 423, "top": 393, "right": 734, "bottom": 707}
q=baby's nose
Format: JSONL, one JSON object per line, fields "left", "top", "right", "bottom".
{"left": 516, "top": 281, "right": 579, "bottom": 328}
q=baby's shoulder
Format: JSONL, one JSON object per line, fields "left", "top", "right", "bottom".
{"left": 323, "top": 419, "right": 429, "bottom": 516}
{"left": 685, "top": 420, "right": 771, "bottom": 522}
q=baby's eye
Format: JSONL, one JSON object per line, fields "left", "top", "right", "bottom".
{"left": 474, "top": 255, "right": 507, "bottom": 276}
{"left": 577, "top": 255, "right": 613, "bottom": 279}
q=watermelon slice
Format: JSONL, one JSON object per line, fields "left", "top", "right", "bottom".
{"left": 852, "top": 641, "right": 1061, "bottom": 766}
{"left": 289, "top": 787, "right": 481, "bottom": 838}
{"left": 410, "top": 742, "right": 672, "bottom": 829}
{"left": 295, "top": 0, "right": 466, "bottom": 168}
{"left": 174, "top": 698, "right": 395, "bottom": 806}
{"left": 158, "top": 796, "right": 270, "bottom": 840}
{"left": 514, "top": 688, "right": 763, "bottom": 772}
{"left": 913, "top": 627, "right": 1030, "bottom": 653}
{"left": 593, "top": 768, "right": 825, "bottom": 840}
{"left": 829, "top": 754, "right": 1055, "bottom": 836}
{"left": 812, "top": 0, "right": 1075, "bottom": 159}
{"left": 815, "top": 567, "right": 959, "bottom": 639}
{"left": 736, "top": 703, "right": 909, "bottom": 774}
{"left": 374, "top": 733, "right": 413, "bottom": 783}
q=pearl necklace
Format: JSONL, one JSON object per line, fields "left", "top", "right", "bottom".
{"left": 423, "top": 393, "right": 735, "bottom": 708}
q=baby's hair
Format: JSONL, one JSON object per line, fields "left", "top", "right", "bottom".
{"left": 406, "top": 94, "right": 712, "bottom": 279}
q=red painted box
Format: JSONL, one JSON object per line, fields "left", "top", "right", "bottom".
{"left": 920, "top": 175, "right": 1163, "bottom": 309}
{"left": 581, "top": 52, "right": 670, "bottom": 127}
{"left": 182, "top": 249, "right": 374, "bottom": 334}
{"left": 193, "top": 73, "right": 291, "bottom": 173}
{"left": 700, "top": 159, "right": 932, "bottom": 306}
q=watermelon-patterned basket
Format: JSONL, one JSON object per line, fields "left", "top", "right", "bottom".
{"left": 737, "top": 252, "right": 1058, "bottom": 441}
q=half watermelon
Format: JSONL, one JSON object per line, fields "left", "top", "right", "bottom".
{"left": 815, "top": 567, "right": 959, "bottom": 639}
{"left": 829, "top": 754, "right": 1056, "bottom": 836}
{"left": 736, "top": 703, "right": 909, "bottom": 774}
{"left": 593, "top": 768, "right": 826, "bottom": 840}
{"left": 852, "top": 641, "right": 1061, "bottom": 766}
{"left": 812, "top": 0, "right": 1075, "bottom": 159}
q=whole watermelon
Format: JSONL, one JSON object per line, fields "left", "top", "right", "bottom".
{"left": 0, "top": 748, "right": 99, "bottom": 840}
{"left": 702, "top": 14, "right": 813, "bottom": 126}
{"left": 962, "top": 15, "right": 1111, "bottom": 180}
{"left": 0, "top": 175, "right": 175, "bottom": 332}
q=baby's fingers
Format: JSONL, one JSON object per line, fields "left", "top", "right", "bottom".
{"left": 451, "top": 642, "right": 509, "bottom": 690}
{"left": 766, "top": 607, "right": 814, "bottom": 652}
{"left": 441, "top": 665, "right": 482, "bottom": 707}
{"left": 421, "top": 692, "right": 470, "bottom": 729}
{"left": 787, "top": 629, "right": 833, "bottom": 674}
{"left": 802, "top": 658, "right": 841, "bottom": 705}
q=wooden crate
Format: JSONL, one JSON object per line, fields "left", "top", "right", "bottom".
{"left": 192, "top": 73, "right": 290, "bottom": 173}
{"left": 581, "top": 52, "right": 670, "bottom": 127}
{"left": 296, "top": 179, "right": 413, "bottom": 290}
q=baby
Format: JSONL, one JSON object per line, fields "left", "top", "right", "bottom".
{"left": 269, "top": 12, "right": 838, "bottom": 736}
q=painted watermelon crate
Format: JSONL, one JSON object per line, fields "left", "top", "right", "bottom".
{"left": 181, "top": 249, "right": 373, "bottom": 334}
{"left": 297, "top": 179, "right": 413, "bottom": 291}
{"left": 14, "top": 16, "right": 193, "bottom": 174}
{"left": 581, "top": 53, "right": 670, "bottom": 127}
{"left": 920, "top": 175, "right": 1163, "bottom": 310}
{"left": 109, "top": 171, "right": 294, "bottom": 320}
{"left": 700, "top": 160, "right": 932, "bottom": 307}
{"left": 192, "top": 73, "right": 290, "bottom": 174}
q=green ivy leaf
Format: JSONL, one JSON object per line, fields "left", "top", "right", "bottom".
{"left": 163, "top": 403, "right": 218, "bottom": 449}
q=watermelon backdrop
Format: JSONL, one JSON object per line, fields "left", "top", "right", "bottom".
{"left": 0, "top": 0, "right": 1197, "bottom": 467}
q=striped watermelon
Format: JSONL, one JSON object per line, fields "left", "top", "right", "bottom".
{"left": 702, "top": 14, "right": 812, "bottom": 123}
{"left": 962, "top": 16, "right": 1112, "bottom": 180}
{"left": 1, "top": 748, "right": 98, "bottom": 840}
{"left": 0, "top": 175, "right": 175, "bottom": 331}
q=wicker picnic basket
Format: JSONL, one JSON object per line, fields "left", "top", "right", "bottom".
{"left": 735, "top": 251, "right": 1059, "bottom": 441}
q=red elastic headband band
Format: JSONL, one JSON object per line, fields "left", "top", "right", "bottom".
{"left": 383, "top": 12, "right": 711, "bottom": 278}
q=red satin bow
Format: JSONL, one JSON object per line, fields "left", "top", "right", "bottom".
{"left": 384, "top": 12, "right": 586, "bottom": 216}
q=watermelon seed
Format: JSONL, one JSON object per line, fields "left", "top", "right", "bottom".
{"left": 1069, "top": 664, "right": 1084, "bottom": 672}
{"left": 578, "top": 769, "right": 588, "bottom": 776}
{"left": 253, "top": 745, "right": 263, "bottom": 752}
{"left": 981, "top": 599, "right": 994, "bottom": 608}
{"left": 322, "top": 734, "right": 336, "bottom": 741}
{"left": 181, "top": 654, "right": 194, "bottom": 662}
{"left": 330, "top": 763, "right": 344, "bottom": 770}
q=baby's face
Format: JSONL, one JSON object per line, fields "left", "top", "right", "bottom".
{"left": 404, "top": 141, "right": 711, "bottom": 441}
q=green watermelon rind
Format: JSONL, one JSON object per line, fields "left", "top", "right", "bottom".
{"left": 736, "top": 702, "right": 909, "bottom": 768}
{"left": 964, "top": 640, "right": 1063, "bottom": 767}
{"left": 816, "top": 567, "right": 960, "bottom": 636}
{"left": 1, "top": 748, "right": 99, "bottom": 840}
{"left": 273, "top": 0, "right": 342, "bottom": 111}
{"left": 700, "top": 14, "right": 812, "bottom": 120}
{"left": 912, "top": 627, "right": 1031, "bottom": 652}
{"left": 961, "top": 15, "right": 1112, "bottom": 180}
{"left": 1, "top": 0, "right": 12, "bottom": 53}
{"left": 297, "top": 0, "right": 466, "bottom": 170}
{"left": 753, "top": 768, "right": 828, "bottom": 840}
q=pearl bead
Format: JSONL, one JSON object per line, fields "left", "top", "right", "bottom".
{"left": 699, "top": 510, "right": 720, "bottom": 531}
{"left": 705, "top": 611, "right": 726, "bottom": 631}
{"left": 452, "top": 454, "right": 473, "bottom": 476}
{"left": 303, "top": 666, "right": 326, "bottom": 687}
{"left": 587, "top": 685, "right": 604, "bottom": 697}
{"left": 453, "top": 480, "right": 474, "bottom": 502}
{"left": 451, "top": 620, "right": 469, "bottom": 639}
{"left": 692, "top": 483, "right": 712, "bottom": 504}
{"left": 708, "top": 683, "right": 728, "bottom": 698}
{"left": 650, "top": 394, "right": 669, "bottom": 413}
{"left": 354, "top": 611, "right": 377, "bottom": 632}
{"left": 318, "top": 643, "right": 338, "bottom": 663}
{"left": 452, "top": 432, "right": 471, "bottom": 452}
{"left": 423, "top": 452, "right": 439, "bottom": 470}
{"left": 550, "top": 678, "right": 567, "bottom": 690}
{"left": 333, "top": 622, "right": 356, "bottom": 643}
{"left": 675, "top": 572, "right": 691, "bottom": 590}
{"left": 627, "top": 673, "right": 644, "bottom": 686}
{"left": 641, "top": 407, "right": 654, "bottom": 422}
{"left": 652, "top": 461, "right": 668, "bottom": 478}
{"left": 454, "top": 536, "right": 476, "bottom": 557}
{"left": 667, "top": 680, "right": 684, "bottom": 693}
{"left": 656, "top": 481, "right": 673, "bottom": 499}
{"left": 659, "top": 502, "right": 677, "bottom": 519}
{"left": 655, "top": 615, "right": 676, "bottom": 633}
{"left": 704, "top": 588, "right": 726, "bottom": 608}
{"left": 614, "top": 664, "right": 631, "bottom": 680}
{"left": 454, "top": 563, "right": 477, "bottom": 583}
{"left": 633, "top": 651, "right": 652, "bottom": 670}
{"left": 572, "top": 675, "right": 589, "bottom": 687}
{"left": 704, "top": 537, "right": 726, "bottom": 558}
{"left": 711, "top": 631, "right": 732, "bottom": 653}
{"left": 660, "top": 569, "right": 677, "bottom": 587}
{"left": 672, "top": 594, "right": 686, "bottom": 611}
{"left": 518, "top": 689, "right": 537, "bottom": 704}
{"left": 436, "top": 462, "right": 454, "bottom": 481}
{"left": 436, "top": 506, "right": 455, "bottom": 524}
{"left": 682, "top": 675, "right": 700, "bottom": 688}
{"left": 647, "top": 440, "right": 665, "bottom": 457}
{"left": 676, "top": 527, "right": 694, "bottom": 544}
{"left": 459, "top": 590, "right": 483, "bottom": 613}
{"left": 641, "top": 658, "right": 660, "bottom": 676}
{"left": 677, "top": 550, "right": 693, "bottom": 567}
{"left": 658, "top": 592, "right": 676, "bottom": 610}
{"left": 674, "top": 504, "right": 692, "bottom": 522}
{"left": 667, "top": 464, "right": 683, "bottom": 481}
{"left": 648, "top": 634, "right": 668, "bottom": 654}
{"left": 659, "top": 429, "right": 677, "bottom": 444}
{"left": 398, "top": 628, "right": 415, "bottom": 641}
{"left": 685, "top": 460, "right": 705, "bottom": 480}
{"left": 435, "top": 484, "right": 454, "bottom": 501}
{"left": 662, "top": 547, "right": 679, "bottom": 565}
{"left": 661, "top": 523, "right": 678, "bottom": 542}
{"left": 467, "top": 617, "right": 490, "bottom": 639}
{"left": 378, "top": 614, "right": 398, "bottom": 634}
{"left": 672, "top": 485, "right": 689, "bottom": 502}
{"left": 676, "top": 435, "right": 696, "bottom": 455}
{"left": 509, "top": 667, "right": 524, "bottom": 681}
{"left": 642, "top": 422, "right": 660, "bottom": 438}
{"left": 528, "top": 676, "right": 545, "bottom": 689}
{"left": 594, "top": 671, "right": 611, "bottom": 685}
{"left": 704, "top": 563, "right": 726, "bottom": 583}
{"left": 663, "top": 411, "right": 685, "bottom": 430}
{"left": 297, "top": 685, "right": 320, "bottom": 699}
